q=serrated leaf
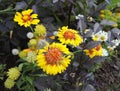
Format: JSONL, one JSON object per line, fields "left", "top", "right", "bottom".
{"left": 84, "top": 41, "right": 100, "bottom": 49}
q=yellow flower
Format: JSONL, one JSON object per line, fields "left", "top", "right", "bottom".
{"left": 115, "top": 13, "right": 120, "bottom": 19}
{"left": 95, "top": 44, "right": 103, "bottom": 56}
{"left": 4, "top": 78, "right": 15, "bottom": 89}
{"left": 112, "top": 23, "right": 118, "bottom": 28}
{"left": 84, "top": 44, "right": 103, "bottom": 58}
{"left": 7, "top": 67, "right": 21, "bottom": 80}
{"left": 34, "top": 24, "right": 46, "bottom": 37}
{"left": 57, "top": 26, "right": 83, "bottom": 47}
{"left": 84, "top": 48, "right": 96, "bottom": 58}
{"left": 100, "top": 10, "right": 104, "bottom": 14}
{"left": 37, "top": 43, "right": 71, "bottom": 75}
{"left": 14, "top": 9, "right": 40, "bottom": 27}
{"left": 99, "top": 14, "right": 105, "bottom": 19}
{"left": 92, "top": 34, "right": 99, "bottom": 41}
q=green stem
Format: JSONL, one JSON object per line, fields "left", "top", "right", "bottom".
{"left": 29, "top": 26, "right": 34, "bottom": 32}
{"left": 0, "top": 7, "right": 15, "bottom": 14}
{"left": 72, "top": 50, "right": 81, "bottom": 54}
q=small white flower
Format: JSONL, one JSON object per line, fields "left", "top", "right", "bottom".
{"left": 112, "top": 39, "right": 120, "bottom": 46}
{"left": 107, "top": 46, "right": 116, "bottom": 51}
{"left": 26, "top": 32, "right": 34, "bottom": 39}
{"left": 92, "top": 30, "right": 108, "bottom": 42}
{"left": 98, "top": 31, "right": 108, "bottom": 42}
{"left": 75, "top": 14, "right": 84, "bottom": 20}
{"left": 102, "top": 48, "right": 108, "bottom": 56}
{"left": 87, "top": 16, "right": 93, "bottom": 22}
{"left": 12, "top": 49, "right": 19, "bottom": 55}
{"left": 53, "top": 31, "right": 58, "bottom": 36}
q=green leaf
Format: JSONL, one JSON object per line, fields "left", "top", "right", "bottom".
{"left": 25, "top": 76, "right": 34, "bottom": 85}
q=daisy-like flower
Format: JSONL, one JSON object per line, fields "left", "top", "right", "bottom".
{"left": 14, "top": 9, "right": 40, "bottom": 27}
{"left": 92, "top": 31, "right": 108, "bottom": 42}
{"left": 57, "top": 26, "right": 83, "bottom": 47}
{"left": 75, "top": 14, "right": 84, "bottom": 20}
{"left": 111, "top": 39, "right": 120, "bottom": 46}
{"left": 84, "top": 44, "right": 103, "bottom": 58}
{"left": 102, "top": 48, "right": 108, "bottom": 56}
{"left": 36, "top": 43, "right": 71, "bottom": 75}
{"left": 4, "top": 78, "right": 15, "bottom": 89}
{"left": 99, "top": 31, "right": 108, "bottom": 42}
{"left": 92, "top": 33, "right": 99, "bottom": 41}
{"left": 7, "top": 67, "right": 21, "bottom": 80}
{"left": 107, "top": 45, "right": 116, "bottom": 51}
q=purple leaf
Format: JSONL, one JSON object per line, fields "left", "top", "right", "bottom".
{"left": 15, "top": 1, "right": 27, "bottom": 10}
{"left": 84, "top": 41, "right": 100, "bottom": 49}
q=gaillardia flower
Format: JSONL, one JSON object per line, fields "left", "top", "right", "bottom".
{"left": 14, "top": 9, "right": 40, "bottom": 27}
{"left": 37, "top": 43, "right": 71, "bottom": 75}
{"left": 57, "top": 26, "right": 83, "bottom": 47}
{"left": 84, "top": 44, "right": 103, "bottom": 58}
{"left": 7, "top": 67, "right": 21, "bottom": 80}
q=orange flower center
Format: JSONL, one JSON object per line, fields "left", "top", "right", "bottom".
{"left": 95, "top": 44, "right": 101, "bottom": 51}
{"left": 64, "top": 30, "right": 75, "bottom": 40}
{"left": 45, "top": 48, "right": 63, "bottom": 65}
{"left": 22, "top": 14, "right": 31, "bottom": 22}
{"left": 89, "top": 49, "right": 94, "bottom": 54}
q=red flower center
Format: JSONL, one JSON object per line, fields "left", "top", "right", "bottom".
{"left": 95, "top": 44, "right": 101, "bottom": 51}
{"left": 22, "top": 14, "right": 31, "bottom": 22}
{"left": 45, "top": 48, "right": 62, "bottom": 65}
{"left": 64, "top": 30, "right": 75, "bottom": 40}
